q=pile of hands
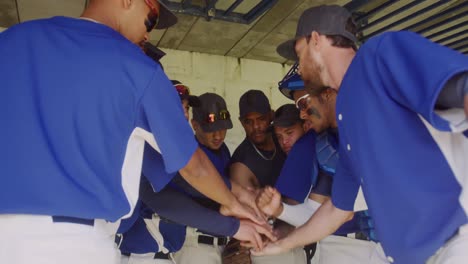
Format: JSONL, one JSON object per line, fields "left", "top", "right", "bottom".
{"left": 220, "top": 185, "right": 288, "bottom": 256}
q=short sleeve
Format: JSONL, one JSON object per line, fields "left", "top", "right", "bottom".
{"left": 374, "top": 31, "right": 468, "bottom": 132}
{"left": 136, "top": 67, "right": 197, "bottom": 174}
{"left": 331, "top": 148, "right": 360, "bottom": 211}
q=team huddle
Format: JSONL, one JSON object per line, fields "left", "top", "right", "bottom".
{"left": 1, "top": 1, "right": 467, "bottom": 264}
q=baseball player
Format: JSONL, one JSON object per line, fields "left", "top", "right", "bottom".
{"left": 116, "top": 80, "right": 200, "bottom": 264}
{"left": 142, "top": 93, "right": 274, "bottom": 264}
{"left": 254, "top": 4, "right": 468, "bottom": 264}
{"left": 230, "top": 90, "right": 307, "bottom": 264}
{"left": 259, "top": 71, "right": 388, "bottom": 263}
{"left": 0, "top": 1, "right": 260, "bottom": 263}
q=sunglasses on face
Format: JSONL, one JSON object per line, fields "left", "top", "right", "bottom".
{"left": 295, "top": 93, "right": 311, "bottom": 111}
{"left": 206, "top": 110, "right": 230, "bottom": 124}
{"left": 144, "top": 0, "right": 160, "bottom": 32}
{"left": 174, "top": 84, "right": 190, "bottom": 96}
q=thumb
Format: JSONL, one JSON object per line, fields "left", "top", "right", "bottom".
{"left": 253, "top": 223, "right": 277, "bottom": 242}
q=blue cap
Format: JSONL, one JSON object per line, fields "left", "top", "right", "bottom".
{"left": 278, "top": 63, "right": 305, "bottom": 100}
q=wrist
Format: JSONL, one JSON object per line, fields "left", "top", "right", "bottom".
{"left": 274, "top": 203, "right": 284, "bottom": 218}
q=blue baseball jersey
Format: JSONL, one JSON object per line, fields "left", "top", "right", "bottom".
{"left": 118, "top": 201, "right": 186, "bottom": 254}
{"left": 275, "top": 131, "right": 319, "bottom": 202}
{"left": 118, "top": 140, "right": 238, "bottom": 255}
{"left": 332, "top": 31, "right": 468, "bottom": 263}
{"left": 0, "top": 17, "right": 197, "bottom": 221}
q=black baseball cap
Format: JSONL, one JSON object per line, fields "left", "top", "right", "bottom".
{"left": 156, "top": 0, "right": 178, "bottom": 29}
{"left": 272, "top": 104, "right": 302, "bottom": 127}
{"left": 193, "top": 93, "right": 233, "bottom": 132}
{"left": 171, "top": 80, "right": 200, "bottom": 107}
{"left": 277, "top": 5, "right": 357, "bottom": 61}
{"left": 239, "top": 90, "right": 271, "bottom": 119}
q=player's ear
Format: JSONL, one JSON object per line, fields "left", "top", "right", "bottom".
{"left": 191, "top": 119, "right": 198, "bottom": 131}
{"left": 310, "top": 31, "right": 321, "bottom": 48}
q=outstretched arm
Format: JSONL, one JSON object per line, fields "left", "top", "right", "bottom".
{"left": 230, "top": 162, "right": 260, "bottom": 191}
{"left": 179, "top": 148, "right": 264, "bottom": 224}
{"left": 252, "top": 199, "right": 353, "bottom": 256}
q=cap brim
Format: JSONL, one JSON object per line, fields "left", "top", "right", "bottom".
{"left": 156, "top": 1, "right": 178, "bottom": 29}
{"left": 201, "top": 119, "right": 233, "bottom": 133}
{"left": 277, "top": 39, "right": 298, "bottom": 61}
{"left": 272, "top": 118, "right": 301, "bottom": 128}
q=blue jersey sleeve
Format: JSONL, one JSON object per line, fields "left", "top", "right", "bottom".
{"left": 136, "top": 67, "right": 198, "bottom": 174}
{"left": 275, "top": 132, "right": 318, "bottom": 203}
{"left": 374, "top": 31, "right": 468, "bottom": 132}
{"left": 140, "top": 179, "right": 240, "bottom": 237}
{"left": 331, "top": 148, "right": 360, "bottom": 211}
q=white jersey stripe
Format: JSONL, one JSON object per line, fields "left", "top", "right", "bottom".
{"left": 120, "top": 127, "right": 162, "bottom": 219}
{"left": 420, "top": 116, "right": 468, "bottom": 215}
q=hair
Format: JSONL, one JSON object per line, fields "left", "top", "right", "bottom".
{"left": 309, "top": 86, "right": 337, "bottom": 104}
{"left": 325, "top": 18, "right": 358, "bottom": 51}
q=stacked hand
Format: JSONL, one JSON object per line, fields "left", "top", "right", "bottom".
{"left": 231, "top": 182, "right": 267, "bottom": 221}
{"left": 256, "top": 186, "right": 283, "bottom": 218}
{"left": 233, "top": 220, "right": 277, "bottom": 251}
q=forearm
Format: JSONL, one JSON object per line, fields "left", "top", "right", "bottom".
{"left": 140, "top": 183, "right": 240, "bottom": 237}
{"left": 277, "top": 200, "right": 353, "bottom": 250}
{"left": 179, "top": 147, "right": 236, "bottom": 207}
{"left": 277, "top": 198, "right": 322, "bottom": 227}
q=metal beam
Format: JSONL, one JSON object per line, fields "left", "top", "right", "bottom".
{"left": 358, "top": 0, "right": 424, "bottom": 33}
{"left": 404, "top": 2, "right": 468, "bottom": 33}
{"left": 244, "top": 0, "right": 279, "bottom": 24}
{"left": 425, "top": 20, "right": 468, "bottom": 39}
{"left": 224, "top": 0, "right": 243, "bottom": 15}
{"left": 446, "top": 39, "right": 468, "bottom": 49}
{"left": 434, "top": 29, "right": 468, "bottom": 44}
{"left": 351, "top": 0, "right": 400, "bottom": 26}
{"left": 362, "top": 0, "right": 452, "bottom": 41}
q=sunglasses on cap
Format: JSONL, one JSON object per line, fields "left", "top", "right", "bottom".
{"left": 205, "top": 110, "right": 230, "bottom": 124}
{"left": 295, "top": 93, "right": 311, "bottom": 111}
{"left": 143, "top": 0, "right": 160, "bottom": 32}
{"left": 174, "top": 84, "right": 191, "bottom": 97}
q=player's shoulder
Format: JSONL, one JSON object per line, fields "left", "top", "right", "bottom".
{"left": 231, "top": 138, "right": 251, "bottom": 160}
{"left": 363, "top": 31, "right": 426, "bottom": 51}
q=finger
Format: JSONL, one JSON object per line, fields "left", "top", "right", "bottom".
{"left": 242, "top": 204, "right": 266, "bottom": 225}
{"left": 255, "top": 224, "right": 277, "bottom": 242}
{"left": 252, "top": 203, "right": 268, "bottom": 221}
{"left": 253, "top": 229, "right": 263, "bottom": 251}
{"left": 250, "top": 247, "right": 265, "bottom": 256}
{"left": 272, "top": 187, "right": 281, "bottom": 197}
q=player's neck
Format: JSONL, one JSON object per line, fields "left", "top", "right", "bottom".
{"left": 325, "top": 47, "right": 356, "bottom": 90}
{"left": 81, "top": 4, "right": 119, "bottom": 31}
{"left": 254, "top": 135, "right": 275, "bottom": 151}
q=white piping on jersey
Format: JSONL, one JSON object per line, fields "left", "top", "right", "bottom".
{"left": 434, "top": 108, "right": 468, "bottom": 132}
{"left": 120, "top": 127, "right": 162, "bottom": 219}
{"left": 354, "top": 187, "right": 368, "bottom": 212}
{"left": 419, "top": 115, "right": 468, "bottom": 215}
{"left": 144, "top": 215, "right": 170, "bottom": 254}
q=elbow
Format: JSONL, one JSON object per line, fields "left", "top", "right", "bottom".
{"left": 179, "top": 147, "right": 203, "bottom": 181}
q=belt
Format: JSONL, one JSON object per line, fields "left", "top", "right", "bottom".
{"left": 198, "top": 234, "right": 229, "bottom": 246}
{"left": 52, "top": 216, "right": 94, "bottom": 226}
{"left": 304, "top": 243, "right": 317, "bottom": 264}
{"left": 336, "top": 232, "right": 374, "bottom": 242}
{"left": 121, "top": 252, "right": 170, "bottom": 260}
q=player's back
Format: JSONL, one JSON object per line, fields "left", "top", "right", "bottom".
{"left": 0, "top": 16, "right": 157, "bottom": 221}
